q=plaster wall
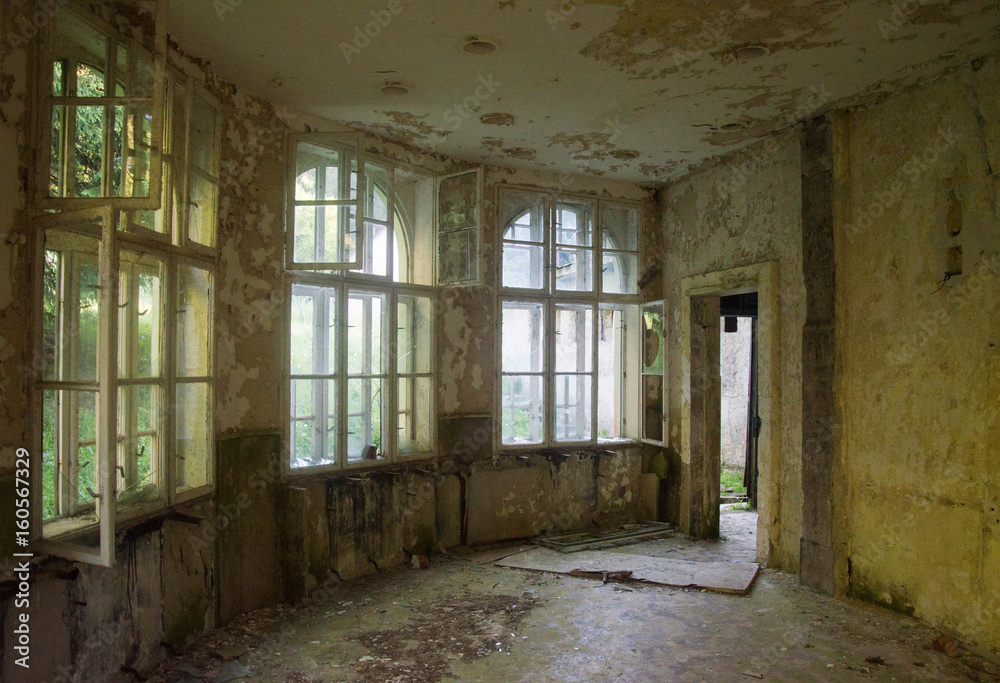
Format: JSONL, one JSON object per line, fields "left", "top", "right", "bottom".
{"left": 721, "top": 322, "right": 752, "bottom": 472}
{"left": 836, "top": 55, "right": 1000, "bottom": 651}
{"left": 662, "top": 130, "right": 806, "bottom": 570}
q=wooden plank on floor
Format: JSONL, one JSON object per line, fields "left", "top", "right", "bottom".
{"left": 495, "top": 548, "right": 760, "bottom": 595}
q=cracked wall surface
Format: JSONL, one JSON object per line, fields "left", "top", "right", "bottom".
{"left": 836, "top": 54, "right": 1000, "bottom": 652}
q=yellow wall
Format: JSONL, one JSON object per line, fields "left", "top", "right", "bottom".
{"left": 837, "top": 54, "right": 1000, "bottom": 650}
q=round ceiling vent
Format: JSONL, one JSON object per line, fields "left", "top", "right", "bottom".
{"left": 464, "top": 36, "right": 500, "bottom": 54}
{"left": 481, "top": 112, "right": 515, "bottom": 126}
{"left": 732, "top": 44, "right": 769, "bottom": 61}
{"left": 379, "top": 82, "right": 410, "bottom": 96}
{"left": 505, "top": 147, "right": 536, "bottom": 160}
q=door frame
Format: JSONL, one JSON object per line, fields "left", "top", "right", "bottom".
{"left": 680, "top": 262, "right": 781, "bottom": 565}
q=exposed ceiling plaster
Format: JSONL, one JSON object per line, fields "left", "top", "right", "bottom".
{"left": 169, "top": 0, "right": 1000, "bottom": 184}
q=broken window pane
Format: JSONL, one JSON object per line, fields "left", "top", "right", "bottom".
{"left": 555, "top": 248, "right": 593, "bottom": 292}
{"left": 176, "top": 381, "right": 211, "bottom": 492}
{"left": 177, "top": 264, "right": 212, "bottom": 377}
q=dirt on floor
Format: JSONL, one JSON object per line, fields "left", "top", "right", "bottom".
{"left": 145, "top": 511, "right": 1000, "bottom": 683}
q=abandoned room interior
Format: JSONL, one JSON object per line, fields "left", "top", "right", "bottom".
{"left": 0, "top": 0, "right": 998, "bottom": 680}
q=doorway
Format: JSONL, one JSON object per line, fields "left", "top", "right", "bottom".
{"left": 680, "top": 262, "right": 780, "bottom": 567}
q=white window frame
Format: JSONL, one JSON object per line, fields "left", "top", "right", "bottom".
{"left": 34, "top": 1, "right": 168, "bottom": 212}
{"left": 284, "top": 143, "right": 437, "bottom": 477}
{"left": 29, "top": 5, "right": 219, "bottom": 565}
{"left": 437, "top": 168, "right": 483, "bottom": 286}
{"left": 284, "top": 132, "right": 365, "bottom": 271}
{"left": 496, "top": 186, "right": 643, "bottom": 451}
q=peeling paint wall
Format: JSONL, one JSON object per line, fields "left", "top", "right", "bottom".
{"left": 662, "top": 130, "right": 806, "bottom": 570}
{"left": 836, "top": 54, "right": 1000, "bottom": 651}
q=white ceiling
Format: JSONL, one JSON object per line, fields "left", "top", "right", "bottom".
{"left": 168, "top": 0, "right": 1000, "bottom": 184}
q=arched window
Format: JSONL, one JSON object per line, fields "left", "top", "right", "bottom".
{"left": 499, "top": 189, "right": 642, "bottom": 447}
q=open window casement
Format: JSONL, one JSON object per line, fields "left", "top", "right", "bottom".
{"left": 33, "top": 207, "right": 118, "bottom": 566}
{"left": 36, "top": 1, "right": 168, "bottom": 212}
{"left": 641, "top": 300, "right": 666, "bottom": 445}
{"left": 34, "top": 206, "right": 217, "bottom": 566}
{"left": 286, "top": 133, "right": 365, "bottom": 270}
{"left": 437, "top": 168, "right": 482, "bottom": 286}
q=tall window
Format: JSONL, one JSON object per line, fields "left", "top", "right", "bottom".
{"left": 286, "top": 136, "right": 436, "bottom": 471}
{"left": 35, "top": 5, "right": 218, "bottom": 566}
{"left": 499, "top": 189, "right": 641, "bottom": 447}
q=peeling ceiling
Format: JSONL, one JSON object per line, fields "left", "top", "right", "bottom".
{"left": 169, "top": 0, "right": 1000, "bottom": 183}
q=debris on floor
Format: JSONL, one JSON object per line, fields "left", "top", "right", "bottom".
{"left": 932, "top": 634, "right": 961, "bottom": 658}
{"left": 347, "top": 591, "right": 540, "bottom": 683}
{"left": 534, "top": 522, "right": 673, "bottom": 553}
{"left": 212, "top": 659, "right": 252, "bottom": 682}
{"left": 495, "top": 547, "right": 760, "bottom": 595}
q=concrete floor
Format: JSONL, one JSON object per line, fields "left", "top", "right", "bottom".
{"left": 148, "top": 509, "right": 1000, "bottom": 682}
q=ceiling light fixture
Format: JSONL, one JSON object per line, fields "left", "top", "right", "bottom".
{"left": 481, "top": 112, "right": 515, "bottom": 126}
{"left": 464, "top": 36, "right": 500, "bottom": 54}
{"left": 732, "top": 44, "right": 769, "bottom": 62}
{"left": 379, "top": 81, "right": 410, "bottom": 96}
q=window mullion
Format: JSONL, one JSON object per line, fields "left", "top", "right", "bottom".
{"left": 545, "top": 299, "right": 554, "bottom": 446}
{"left": 312, "top": 290, "right": 325, "bottom": 464}
{"left": 337, "top": 283, "right": 348, "bottom": 468}
{"left": 164, "top": 255, "right": 176, "bottom": 505}
{"left": 592, "top": 303, "right": 599, "bottom": 443}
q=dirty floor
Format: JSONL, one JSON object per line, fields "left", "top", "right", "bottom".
{"left": 148, "top": 509, "right": 1000, "bottom": 682}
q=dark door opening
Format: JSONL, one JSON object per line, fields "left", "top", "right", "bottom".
{"left": 720, "top": 293, "right": 760, "bottom": 510}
